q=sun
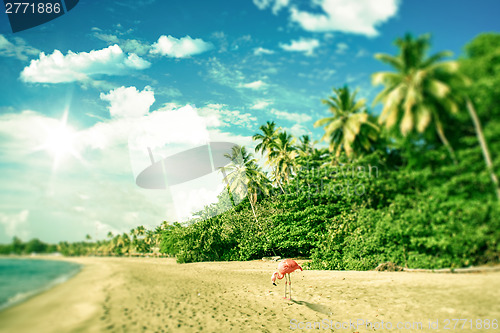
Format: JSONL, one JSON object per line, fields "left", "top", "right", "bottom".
{"left": 35, "top": 110, "right": 83, "bottom": 170}
{"left": 44, "top": 125, "right": 76, "bottom": 157}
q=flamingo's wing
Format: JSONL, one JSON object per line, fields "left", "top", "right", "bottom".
{"left": 284, "top": 259, "right": 303, "bottom": 273}
{"left": 279, "top": 259, "right": 298, "bottom": 274}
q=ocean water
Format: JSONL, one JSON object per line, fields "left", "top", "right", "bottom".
{"left": 0, "top": 258, "right": 81, "bottom": 311}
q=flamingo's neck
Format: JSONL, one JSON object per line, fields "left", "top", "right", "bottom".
{"left": 276, "top": 271, "right": 284, "bottom": 280}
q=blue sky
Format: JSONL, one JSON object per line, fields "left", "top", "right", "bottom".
{"left": 0, "top": 0, "right": 499, "bottom": 243}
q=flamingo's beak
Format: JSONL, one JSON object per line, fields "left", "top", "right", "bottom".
{"left": 273, "top": 282, "right": 277, "bottom": 286}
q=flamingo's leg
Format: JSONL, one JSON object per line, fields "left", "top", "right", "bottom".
{"left": 284, "top": 274, "right": 288, "bottom": 299}
{"left": 289, "top": 274, "right": 292, "bottom": 300}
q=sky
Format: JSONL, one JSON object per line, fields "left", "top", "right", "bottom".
{"left": 0, "top": 0, "right": 499, "bottom": 243}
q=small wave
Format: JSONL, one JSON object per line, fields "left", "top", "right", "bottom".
{"left": 0, "top": 266, "right": 81, "bottom": 312}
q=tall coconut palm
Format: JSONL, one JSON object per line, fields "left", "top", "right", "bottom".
{"left": 253, "top": 121, "right": 280, "bottom": 164}
{"left": 372, "top": 33, "right": 460, "bottom": 163}
{"left": 220, "top": 145, "right": 270, "bottom": 223}
{"left": 144, "top": 230, "right": 155, "bottom": 254}
{"left": 298, "top": 135, "right": 313, "bottom": 155}
{"left": 314, "top": 85, "right": 378, "bottom": 159}
{"left": 459, "top": 34, "right": 500, "bottom": 200}
{"left": 465, "top": 99, "right": 500, "bottom": 200}
{"left": 268, "top": 131, "right": 297, "bottom": 191}
{"left": 221, "top": 145, "right": 273, "bottom": 254}
{"left": 130, "top": 225, "right": 147, "bottom": 254}
{"left": 117, "top": 233, "right": 130, "bottom": 256}
{"left": 296, "top": 135, "right": 314, "bottom": 169}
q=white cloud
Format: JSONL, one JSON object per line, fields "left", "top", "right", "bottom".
{"left": 285, "top": 124, "right": 312, "bottom": 137}
{"left": 81, "top": 99, "right": 254, "bottom": 154}
{"left": 0, "top": 210, "right": 29, "bottom": 239}
{"left": 238, "top": 80, "right": 267, "bottom": 90}
{"left": 20, "top": 45, "right": 151, "bottom": 83}
{"left": 206, "top": 57, "right": 245, "bottom": 87}
{"left": 253, "top": 47, "right": 275, "bottom": 55}
{"left": 121, "top": 39, "right": 151, "bottom": 56}
{"left": 81, "top": 104, "right": 211, "bottom": 155}
{"left": 100, "top": 86, "right": 155, "bottom": 118}
{"left": 356, "top": 49, "right": 369, "bottom": 57}
{"left": 253, "top": 0, "right": 290, "bottom": 14}
{"left": 207, "top": 128, "right": 253, "bottom": 148}
{"left": 0, "top": 35, "right": 40, "bottom": 61}
{"left": 289, "top": 0, "right": 399, "bottom": 36}
{"left": 336, "top": 42, "right": 349, "bottom": 54}
{"left": 279, "top": 38, "right": 320, "bottom": 56}
{"left": 0, "top": 110, "right": 62, "bottom": 158}
{"left": 197, "top": 103, "right": 257, "bottom": 129}
{"left": 93, "top": 32, "right": 151, "bottom": 56}
{"left": 270, "top": 109, "right": 312, "bottom": 123}
{"left": 150, "top": 35, "right": 213, "bottom": 58}
{"left": 297, "top": 68, "right": 336, "bottom": 81}
{"left": 250, "top": 100, "right": 272, "bottom": 110}
{"left": 93, "top": 33, "right": 120, "bottom": 44}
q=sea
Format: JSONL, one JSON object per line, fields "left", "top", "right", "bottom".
{"left": 0, "top": 258, "right": 81, "bottom": 311}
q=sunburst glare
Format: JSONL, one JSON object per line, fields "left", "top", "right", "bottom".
{"left": 35, "top": 110, "right": 83, "bottom": 170}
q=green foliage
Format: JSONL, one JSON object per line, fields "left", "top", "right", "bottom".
{"left": 310, "top": 196, "right": 499, "bottom": 270}
{"left": 460, "top": 33, "right": 500, "bottom": 122}
{"left": 157, "top": 137, "right": 499, "bottom": 269}
{"left": 0, "top": 237, "right": 55, "bottom": 255}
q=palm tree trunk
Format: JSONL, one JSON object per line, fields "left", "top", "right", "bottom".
{"left": 433, "top": 115, "right": 458, "bottom": 164}
{"left": 466, "top": 98, "right": 500, "bottom": 201}
{"left": 220, "top": 168, "right": 235, "bottom": 206}
{"left": 274, "top": 170, "right": 285, "bottom": 194}
{"left": 249, "top": 198, "right": 258, "bottom": 223}
{"left": 277, "top": 181, "right": 285, "bottom": 194}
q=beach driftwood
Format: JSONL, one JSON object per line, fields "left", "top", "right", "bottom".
{"left": 262, "top": 256, "right": 281, "bottom": 262}
{"left": 375, "top": 262, "right": 500, "bottom": 274}
{"left": 375, "top": 262, "right": 404, "bottom": 272}
{"left": 403, "top": 266, "right": 500, "bottom": 274}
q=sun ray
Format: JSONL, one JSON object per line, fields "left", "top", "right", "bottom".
{"left": 32, "top": 109, "right": 85, "bottom": 171}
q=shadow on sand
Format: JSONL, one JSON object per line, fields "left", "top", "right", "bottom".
{"left": 291, "top": 299, "right": 332, "bottom": 315}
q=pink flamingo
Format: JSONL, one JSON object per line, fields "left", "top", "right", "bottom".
{"left": 271, "top": 259, "right": 302, "bottom": 300}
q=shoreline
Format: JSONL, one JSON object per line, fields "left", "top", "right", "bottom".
{"left": 0, "top": 257, "right": 499, "bottom": 332}
{"left": 0, "top": 261, "right": 81, "bottom": 312}
{"left": 0, "top": 256, "right": 112, "bottom": 333}
{"left": 0, "top": 255, "right": 84, "bottom": 311}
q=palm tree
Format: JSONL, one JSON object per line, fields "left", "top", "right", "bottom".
{"left": 298, "top": 135, "right": 313, "bottom": 155}
{"left": 121, "top": 233, "right": 131, "bottom": 256}
{"left": 268, "top": 131, "right": 297, "bottom": 191}
{"left": 144, "top": 230, "right": 155, "bottom": 254}
{"left": 296, "top": 135, "right": 315, "bottom": 169}
{"left": 314, "top": 85, "right": 378, "bottom": 159}
{"left": 136, "top": 225, "right": 146, "bottom": 236}
{"left": 253, "top": 121, "right": 280, "bottom": 164}
{"left": 465, "top": 98, "right": 500, "bottom": 200}
{"left": 220, "top": 145, "right": 270, "bottom": 223}
{"left": 372, "top": 33, "right": 460, "bottom": 163}
{"left": 221, "top": 145, "right": 273, "bottom": 254}
{"left": 458, "top": 35, "right": 500, "bottom": 200}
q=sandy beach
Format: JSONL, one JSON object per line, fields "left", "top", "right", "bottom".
{"left": 0, "top": 257, "right": 499, "bottom": 333}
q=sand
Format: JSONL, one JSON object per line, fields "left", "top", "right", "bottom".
{"left": 0, "top": 257, "right": 499, "bottom": 333}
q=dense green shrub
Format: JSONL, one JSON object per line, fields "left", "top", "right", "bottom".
{"left": 158, "top": 142, "right": 500, "bottom": 269}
